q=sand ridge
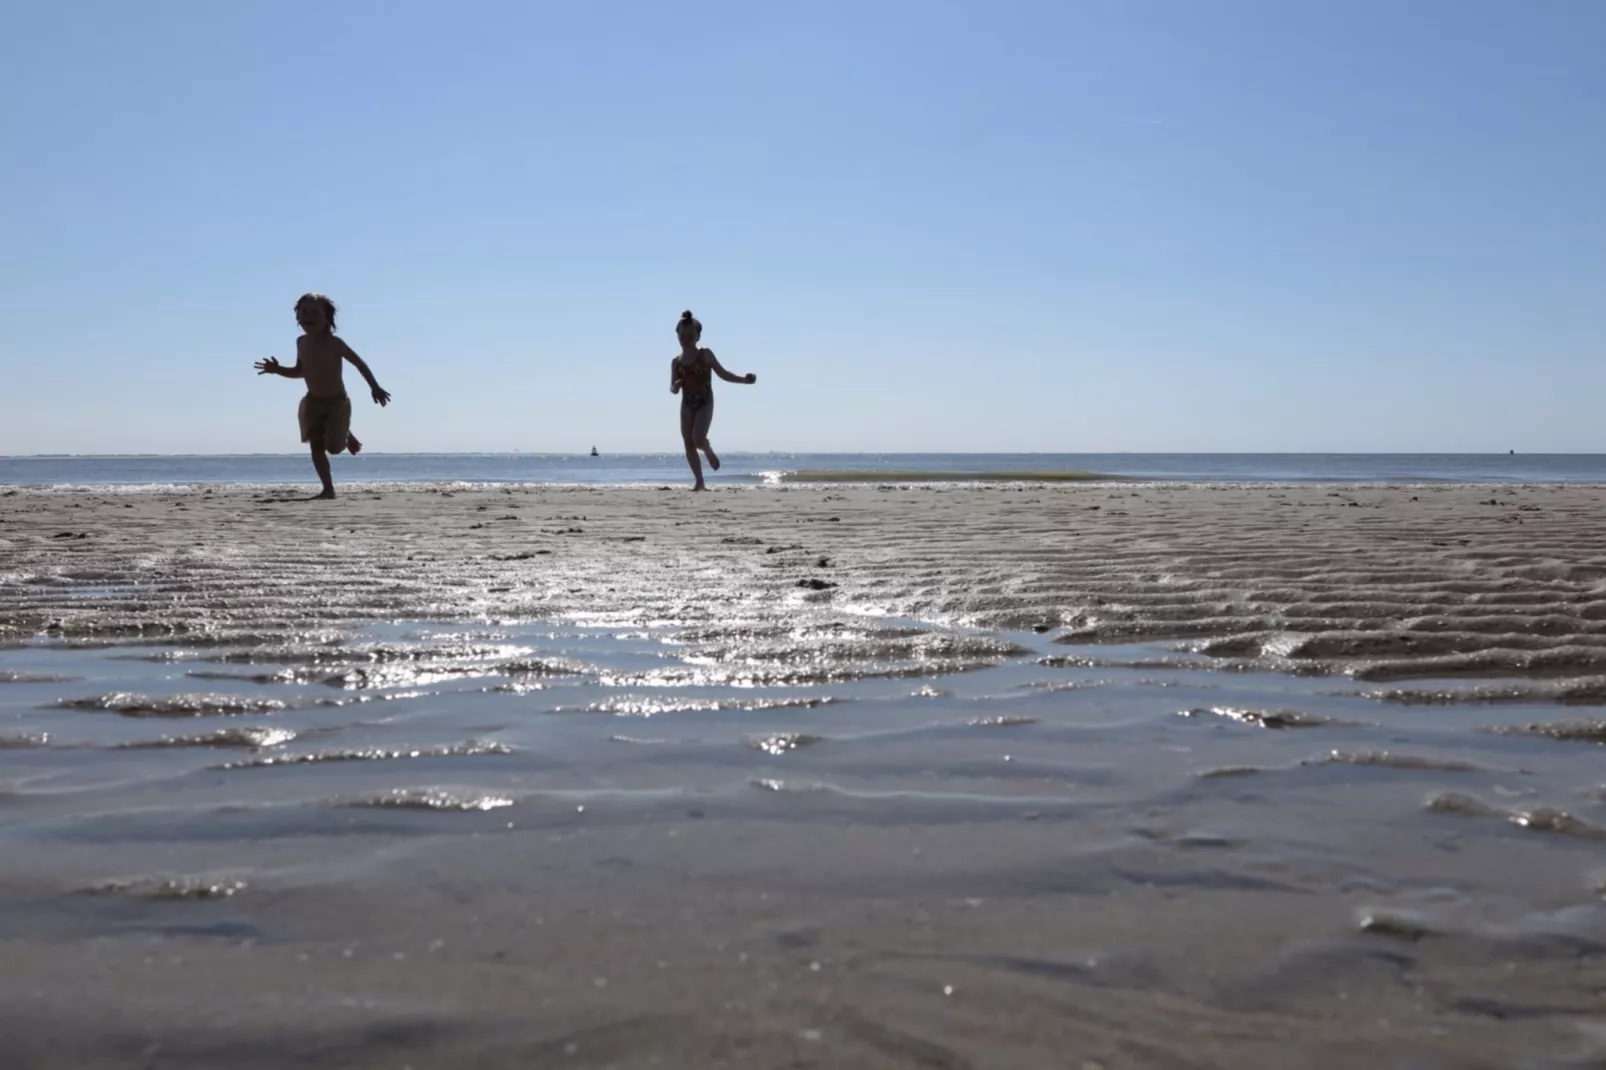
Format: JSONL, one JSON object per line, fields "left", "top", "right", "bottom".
{"left": 5, "top": 482, "right": 1606, "bottom": 692}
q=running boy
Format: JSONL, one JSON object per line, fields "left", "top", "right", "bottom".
{"left": 255, "top": 293, "right": 391, "bottom": 499}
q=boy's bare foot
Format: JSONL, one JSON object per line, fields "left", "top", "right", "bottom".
{"left": 347, "top": 434, "right": 363, "bottom": 455}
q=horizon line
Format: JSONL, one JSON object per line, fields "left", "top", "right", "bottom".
{"left": 0, "top": 450, "right": 1588, "bottom": 461}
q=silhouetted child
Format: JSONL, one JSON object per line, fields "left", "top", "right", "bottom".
{"left": 669, "top": 310, "right": 756, "bottom": 490}
{"left": 255, "top": 293, "right": 391, "bottom": 499}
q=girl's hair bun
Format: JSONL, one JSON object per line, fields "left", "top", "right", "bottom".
{"left": 681, "top": 310, "right": 694, "bottom": 320}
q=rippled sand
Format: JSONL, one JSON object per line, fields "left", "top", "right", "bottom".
{"left": 4, "top": 482, "right": 1606, "bottom": 1068}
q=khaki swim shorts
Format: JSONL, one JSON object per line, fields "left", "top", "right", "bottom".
{"left": 298, "top": 393, "right": 352, "bottom": 452}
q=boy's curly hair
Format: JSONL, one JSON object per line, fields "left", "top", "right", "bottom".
{"left": 296, "top": 292, "right": 338, "bottom": 331}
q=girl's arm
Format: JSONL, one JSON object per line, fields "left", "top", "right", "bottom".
{"left": 706, "top": 350, "right": 757, "bottom": 385}
{"left": 669, "top": 357, "right": 682, "bottom": 393}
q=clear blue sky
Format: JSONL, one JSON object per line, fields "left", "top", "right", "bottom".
{"left": 3, "top": 0, "right": 1603, "bottom": 454}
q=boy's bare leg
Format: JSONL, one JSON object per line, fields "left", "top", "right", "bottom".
{"left": 309, "top": 442, "right": 336, "bottom": 499}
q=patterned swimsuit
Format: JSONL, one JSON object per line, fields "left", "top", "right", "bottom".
{"left": 678, "top": 350, "right": 713, "bottom": 411}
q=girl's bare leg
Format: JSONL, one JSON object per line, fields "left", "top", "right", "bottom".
{"left": 680, "top": 405, "right": 705, "bottom": 490}
{"left": 692, "top": 398, "right": 718, "bottom": 470}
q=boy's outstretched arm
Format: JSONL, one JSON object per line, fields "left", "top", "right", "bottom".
{"left": 707, "top": 350, "right": 757, "bottom": 385}
{"left": 254, "top": 356, "right": 303, "bottom": 378}
{"left": 338, "top": 339, "right": 392, "bottom": 406}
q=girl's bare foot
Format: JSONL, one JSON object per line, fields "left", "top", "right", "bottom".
{"left": 692, "top": 482, "right": 707, "bottom": 491}
{"left": 704, "top": 447, "right": 720, "bottom": 471}
{"left": 314, "top": 489, "right": 337, "bottom": 500}
{"left": 347, "top": 433, "right": 363, "bottom": 455}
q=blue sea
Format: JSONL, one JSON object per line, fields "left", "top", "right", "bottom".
{"left": 3, "top": 451, "right": 1605, "bottom": 487}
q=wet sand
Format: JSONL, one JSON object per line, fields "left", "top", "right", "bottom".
{"left": 4, "top": 482, "right": 1606, "bottom": 1068}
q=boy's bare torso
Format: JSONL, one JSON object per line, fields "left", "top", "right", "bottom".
{"left": 297, "top": 334, "right": 350, "bottom": 397}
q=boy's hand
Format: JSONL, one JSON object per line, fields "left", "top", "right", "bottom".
{"left": 371, "top": 385, "right": 392, "bottom": 406}
{"left": 254, "top": 357, "right": 281, "bottom": 375}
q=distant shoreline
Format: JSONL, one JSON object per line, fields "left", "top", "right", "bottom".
{"left": 7, "top": 454, "right": 1606, "bottom": 489}
{"left": 779, "top": 470, "right": 1130, "bottom": 483}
